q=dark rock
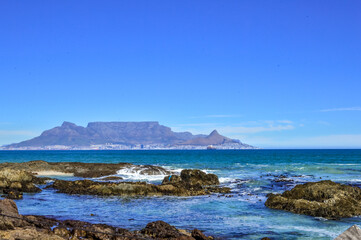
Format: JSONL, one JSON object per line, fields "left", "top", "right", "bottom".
{"left": 141, "top": 220, "right": 187, "bottom": 239}
{"left": 180, "top": 169, "right": 219, "bottom": 186}
{"left": 101, "top": 176, "right": 123, "bottom": 181}
{"left": 2, "top": 189, "right": 23, "bottom": 200}
{"left": 191, "top": 229, "right": 210, "bottom": 240}
{"left": 265, "top": 180, "right": 361, "bottom": 219}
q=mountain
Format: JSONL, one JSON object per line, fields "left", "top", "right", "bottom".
{"left": 180, "top": 130, "right": 239, "bottom": 145}
{"left": 5, "top": 121, "right": 255, "bottom": 149}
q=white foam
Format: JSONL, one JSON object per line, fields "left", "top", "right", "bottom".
{"left": 114, "top": 165, "right": 184, "bottom": 182}
{"left": 115, "top": 166, "right": 165, "bottom": 182}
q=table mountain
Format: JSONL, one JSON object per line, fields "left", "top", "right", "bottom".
{"left": 5, "top": 121, "right": 254, "bottom": 149}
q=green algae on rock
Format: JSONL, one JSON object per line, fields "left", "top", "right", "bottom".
{"left": 265, "top": 180, "right": 361, "bottom": 219}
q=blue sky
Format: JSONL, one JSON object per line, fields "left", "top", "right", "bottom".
{"left": 1, "top": 0, "right": 360, "bottom": 148}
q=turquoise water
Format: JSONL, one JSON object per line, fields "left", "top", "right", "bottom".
{"left": 0, "top": 150, "right": 360, "bottom": 239}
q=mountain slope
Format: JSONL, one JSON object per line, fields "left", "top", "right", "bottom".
{"left": 180, "top": 130, "right": 238, "bottom": 145}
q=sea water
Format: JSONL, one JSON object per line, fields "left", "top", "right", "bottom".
{"left": 0, "top": 149, "right": 360, "bottom": 239}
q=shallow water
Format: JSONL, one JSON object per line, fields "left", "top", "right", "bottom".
{"left": 0, "top": 150, "right": 360, "bottom": 239}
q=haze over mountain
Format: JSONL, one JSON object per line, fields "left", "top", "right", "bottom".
{"left": 5, "top": 121, "right": 254, "bottom": 149}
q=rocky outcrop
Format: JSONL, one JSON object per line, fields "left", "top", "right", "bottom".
{"left": 0, "top": 169, "right": 46, "bottom": 199}
{"left": 0, "top": 160, "right": 171, "bottom": 178}
{"left": 265, "top": 180, "right": 361, "bottom": 219}
{"left": 0, "top": 199, "right": 213, "bottom": 240}
{"left": 335, "top": 225, "right": 361, "bottom": 240}
{"left": 47, "top": 169, "right": 230, "bottom": 197}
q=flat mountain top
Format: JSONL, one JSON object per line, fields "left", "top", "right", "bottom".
{"left": 5, "top": 121, "right": 255, "bottom": 149}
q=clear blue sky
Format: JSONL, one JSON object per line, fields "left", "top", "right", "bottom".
{"left": 1, "top": 0, "right": 360, "bottom": 148}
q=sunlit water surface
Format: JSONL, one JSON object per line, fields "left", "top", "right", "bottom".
{"left": 0, "top": 150, "right": 360, "bottom": 239}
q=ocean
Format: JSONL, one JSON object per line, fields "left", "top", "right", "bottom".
{"left": 0, "top": 149, "right": 360, "bottom": 239}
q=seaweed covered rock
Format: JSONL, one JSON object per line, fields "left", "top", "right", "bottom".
{"left": 265, "top": 180, "right": 361, "bottom": 219}
{"left": 0, "top": 169, "right": 44, "bottom": 195}
{"left": 47, "top": 169, "right": 230, "bottom": 197}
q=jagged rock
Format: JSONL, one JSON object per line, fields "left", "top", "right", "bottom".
{"left": 335, "top": 225, "right": 361, "bottom": 240}
{"left": 265, "top": 180, "right": 361, "bottom": 219}
{"left": 191, "top": 229, "right": 211, "bottom": 240}
{"left": 53, "top": 227, "right": 70, "bottom": 238}
{"left": 141, "top": 220, "right": 193, "bottom": 239}
{"left": 0, "top": 169, "right": 43, "bottom": 194}
{"left": 0, "top": 199, "right": 28, "bottom": 230}
{"left": 180, "top": 170, "right": 219, "bottom": 186}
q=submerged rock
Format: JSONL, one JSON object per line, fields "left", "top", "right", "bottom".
{"left": 0, "top": 199, "right": 213, "bottom": 240}
{"left": 100, "top": 176, "right": 123, "bottom": 181}
{"left": 265, "top": 180, "right": 361, "bottom": 219}
{"left": 47, "top": 169, "right": 230, "bottom": 197}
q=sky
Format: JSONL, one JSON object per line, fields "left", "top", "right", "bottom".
{"left": 0, "top": 0, "right": 360, "bottom": 148}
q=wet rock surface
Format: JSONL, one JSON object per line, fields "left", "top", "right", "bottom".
{"left": 265, "top": 180, "right": 361, "bottom": 219}
{"left": 0, "top": 160, "right": 171, "bottom": 178}
{"left": 47, "top": 169, "right": 230, "bottom": 197}
{"left": 0, "top": 199, "right": 213, "bottom": 240}
{"left": 0, "top": 169, "right": 46, "bottom": 199}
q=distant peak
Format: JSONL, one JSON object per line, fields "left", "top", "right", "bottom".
{"left": 209, "top": 130, "right": 220, "bottom": 136}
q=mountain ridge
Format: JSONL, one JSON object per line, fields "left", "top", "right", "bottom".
{"left": 4, "top": 121, "right": 255, "bottom": 149}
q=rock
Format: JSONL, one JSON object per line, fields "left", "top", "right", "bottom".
{"left": 0, "top": 169, "right": 43, "bottom": 195}
{"left": 335, "top": 225, "right": 361, "bottom": 240}
{"left": 2, "top": 189, "right": 23, "bottom": 200}
{"left": 180, "top": 170, "right": 219, "bottom": 186}
{"left": 141, "top": 220, "right": 191, "bottom": 239}
{"left": 191, "top": 229, "right": 210, "bottom": 240}
{"left": 47, "top": 169, "right": 229, "bottom": 197}
{"left": 0, "top": 227, "right": 65, "bottom": 240}
{"left": 0, "top": 199, "right": 27, "bottom": 230}
{"left": 265, "top": 180, "right": 361, "bottom": 219}
{"left": 0, "top": 200, "right": 215, "bottom": 240}
{"left": 261, "top": 238, "right": 271, "bottom": 240}
{"left": 162, "top": 175, "right": 182, "bottom": 184}
{"left": 0, "top": 160, "right": 171, "bottom": 178}
{"left": 53, "top": 227, "right": 70, "bottom": 238}
{"left": 100, "top": 176, "right": 123, "bottom": 181}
